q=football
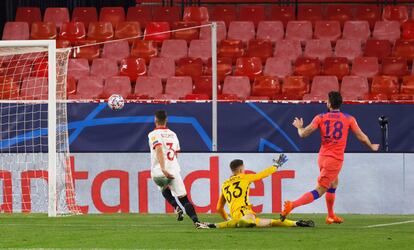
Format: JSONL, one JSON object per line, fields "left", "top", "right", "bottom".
{"left": 108, "top": 94, "right": 125, "bottom": 110}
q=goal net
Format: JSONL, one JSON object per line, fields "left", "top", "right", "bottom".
{"left": 0, "top": 40, "right": 78, "bottom": 216}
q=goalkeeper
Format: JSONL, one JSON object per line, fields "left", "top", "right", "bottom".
{"left": 208, "top": 154, "right": 314, "bottom": 229}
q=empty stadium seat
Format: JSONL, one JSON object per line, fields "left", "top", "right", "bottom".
{"left": 199, "top": 21, "right": 226, "bottom": 42}
{"left": 205, "top": 57, "right": 232, "bottom": 82}
{"left": 90, "top": 58, "right": 118, "bottom": 80}
{"left": 188, "top": 40, "right": 211, "bottom": 62}
{"left": 30, "top": 22, "right": 57, "bottom": 39}
{"left": 298, "top": 5, "right": 323, "bottom": 24}
{"left": 59, "top": 22, "right": 86, "bottom": 43}
{"left": 382, "top": 5, "right": 408, "bottom": 23}
{"left": 326, "top": 5, "right": 353, "bottom": 27}
{"left": 364, "top": 39, "right": 392, "bottom": 59}
{"left": 274, "top": 40, "right": 302, "bottom": 62}
{"left": 234, "top": 57, "right": 263, "bottom": 81}
{"left": 134, "top": 76, "right": 163, "bottom": 98}
{"left": 160, "top": 39, "right": 188, "bottom": 61}
{"left": 15, "top": 7, "right": 41, "bottom": 25}
{"left": 144, "top": 22, "right": 171, "bottom": 43}
{"left": 246, "top": 39, "right": 273, "bottom": 64}
{"left": 222, "top": 76, "right": 251, "bottom": 99}
{"left": 21, "top": 77, "right": 48, "bottom": 100}
{"left": 256, "top": 21, "right": 284, "bottom": 43}
{"left": 263, "top": 57, "right": 292, "bottom": 78}
{"left": 0, "top": 76, "right": 19, "bottom": 99}
{"left": 72, "top": 7, "right": 98, "bottom": 29}
{"left": 2, "top": 60, "right": 32, "bottom": 83}
{"left": 304, "top": 39, "right": 333, "bottom": 61}
{"left": 66, "top": 76, "right": 77, "bottom": 98}
{"left": 314, "top": 21, "right": 341, "bottom": 42}
{"left": 75, "top": 76, "right": 104, "bottom": 99}
{"left": 251, "top": 76, "right": 280, "bottom": 99}
{"left": 371, "top": 75, "right": 399, "bottom": 95}
{"left": 172, "top": 21, "right": 199, "bottom": 43}
{"left": 184, "top": 94, "right": 210, "bottom": 100}
{"left": 102, "top": 40, "right": 130, "bottom": 63}
{"left": 210, "top": 5, "right": 237, "bottom": 28}
{"left": 152, "top": 6, "right": 180, "bottom": 25}
{"left": 193, "top": 76, "right": 220, "bottom": 98}
{"left": 294, "top": 57, "right": 320, "bottom": 79}
{"left": 304, "top": 76, "right": 339, "bottom": 100}
{"left": 227, "top": 21, "right": 255, "bottom": 44}
{"left": 341, "top": 76, "right": 369, "bottom": 100}
{"left": 393, "top": 39, "right": 414, "bottom": 60}
{"left": 342, "top": 21, "right": 371, "bottom": 44}
{"left": 68, "top": 59, "right": 90, "bottom": 81}
{"left": 72, "top": 40, "right": 100, "bottom": 62}
{"left": 218, "top": 39, "right": 245, "bottom": 63}
{"left": 401, "top": 75, "right": 414, "bottom": 94}
{"left": 131, "top": 40, "right": 158, "bottom": 64}
{"left": 352, "top": 57, "right": 379, "bottom": 78}
{"left": 165, "top": 76, "right": 193, "bottom": 99}
{"left": 355, "top": 5, "right": 380, "bottom": 29}
{"left": 238, "top": 5, "right": 265, "bottom": 28}
{"left": 57, "top": 39, "right": 71, "bottom": 48}
{"left": 218, "top": 93, "right": 239, "bottom": 101}
{"left": 148, "top": 57, "right": 175, "bottom": 80}
{"left": 373, "top": 21, "right": 401, "bottom": 43}
{"left": 44, "top": 8, "right": 70, "bottom": 29}
{"left": 402, "top": 21, "right": 414, "bottom": 40}
{"left": 390, "top": 93, "right": 414, "bottom": 101}
{"left": 126, "top": 6, "right": 152, "bottom": 28}
{"left": 119, "top": 57, "right": 147, "bottom": 82}
{"left": 2, "top": 22, "right": 30, "bottom": 40}
{"left": 99, "top": 7, "right": 125, "bottom": 28}
{"left": 114, "top": 21, "right": 141, "bottom": 42}
{"left": 183, "top": 7, "right": 209, "bottom": 23}
{"left": 285, "top": 21, "right": 313, "bottom": 44}
{"left": 323, "top": 57, "right": 349, "bottom": 80}
{"left": 282, "top": 76, "right": 309, "bottom": 99}
{"left": 102, "top": 76, "right": 132, "bottom": 99}
{"left": 87, "top": 22, "right": 114, "bottom": 42}
{"left": 268, "top": 6, "right": 294, "bottom": 27}
{"left": 176, "top": 57, "right": 203, "bottom": 78}
{"left": 363, "top": 93, "right": 389, "bottom": 100}
{"left": 334, "top": 39, "right": 363, "bottom": 61}
{"left": 31, "top": 57, "right": 48, "bottom": 78}
{"left": 381, "top": 57, "right": 408, "bottom": 77}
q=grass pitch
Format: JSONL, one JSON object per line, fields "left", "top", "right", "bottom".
{"left": 0, "top": 214, "right": 413, "bottom": 249}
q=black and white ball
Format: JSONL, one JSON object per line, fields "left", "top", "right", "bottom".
{"left": 108, "top": 94, "right": 125, "bottom": 110}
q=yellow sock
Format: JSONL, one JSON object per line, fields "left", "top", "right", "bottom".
{"left": 271, "top": 219, "right": 297, "bottom": 227}
{"left": 216, "top": 218, "right": 239, "bottom": 228}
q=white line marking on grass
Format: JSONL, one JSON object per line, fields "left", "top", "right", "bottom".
{"left": 365, "top": 220, "right": 414, "bottom": 228}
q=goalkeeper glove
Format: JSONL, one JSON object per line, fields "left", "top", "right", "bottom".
{"left": 273, "top": 154, "right": 288, "bottom": 168}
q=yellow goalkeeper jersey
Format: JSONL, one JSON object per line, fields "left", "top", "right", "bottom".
{"left": 219, "top": 166, "right": 277, "bottom": 219}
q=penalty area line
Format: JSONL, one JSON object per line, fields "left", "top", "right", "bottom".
{"left": 365, "top": 220, "right": 414, "bottom": 228}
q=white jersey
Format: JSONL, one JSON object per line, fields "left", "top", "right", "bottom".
{"left": 148, "top": 127, "right": 181, "bottom": 178}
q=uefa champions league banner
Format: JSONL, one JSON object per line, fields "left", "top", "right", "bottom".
{"left": 1, "top": 153, "right": 413, "bottom": 214}
{"left": 66, "top": 103, "right": 414, "bottom": 153}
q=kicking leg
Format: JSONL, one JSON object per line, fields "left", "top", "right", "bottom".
{"left": 281, "top": 185, "right": 326, "bottom": 220}
{"left": 161, "top": 187, "right": 183, "bottom": 221}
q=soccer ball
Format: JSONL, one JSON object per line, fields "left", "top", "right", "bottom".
{"left": 108, "top": 94, "right": 125, "bottom": 110}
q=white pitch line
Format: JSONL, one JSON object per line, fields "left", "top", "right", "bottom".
{"left": 365, "top": 220, "right": 414, "bottom": 228}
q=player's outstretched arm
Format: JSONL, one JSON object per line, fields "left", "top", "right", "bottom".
{"left": 155, "top": 146, "right": 175, "bottom": 179}
{"left": 216, "top": 194, "right": 230, "bottom": 221}
{"left": 352, "top": 128, "right": 380, "bottom": 151}
{"left": 246, "top": 154, "right": 288, "bottom": 182}
{"left": 292, "top": 117, "right": 318, "bottom": 138}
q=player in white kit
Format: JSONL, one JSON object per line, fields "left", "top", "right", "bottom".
{"left": 148, "top": 110, "right": 208, "bottom": 229}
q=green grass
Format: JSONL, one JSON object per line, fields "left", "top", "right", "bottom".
{"left": 0, "top": 214, "right": 413, "bottom": 249}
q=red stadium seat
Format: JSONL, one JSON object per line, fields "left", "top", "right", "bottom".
{"left": 176, "top": 57, "right": 203, "bottom": 78}
{"left": 87, "top": 22, "right": 114, "bottom": 42}
{"left": 363, "top": 93, "right": 389, "bottom": 100}
{"left": 341, "top": 76, "right": 369, "bottom": 100}
{"left": 373, "top": 21, "right": 401, "bottom": 43}
{"left": 402, "top": 21, "right": 414, "bottom": 40}
{"left": 21, "top": 77, "right": 48, "bottom": 100}
{"left": 256, "top": 21, "right": 284, "bottom": 44}
{"left": 205, "top": 57, "right": 232, "bottom": 82}
{"left": 304, "top": 39, "right": 333, "bottom": 61}
{"left": 381, "top": 57, "right": 408, "bottom": 77}
{"left": 0, "top": 76, "right": 20, "bottom": 100}
{"left": 246, "top": 39, "right": 273, "bottom": 64}
{"left": 90, "top": 58, "right": 118, "bottom": 80}
{"left": 282, "top": 76, "right": 309, "bottom": 100}
{"left": 131, "top": 40, "right": 158, "bottom": 64}
{"left": 2, "top": 59, "right": 32, "bottom": 83}
{"left": 252, "top": 76, "right": 280, "bottom": 98}
{"left": 44, "top": 8, "right": 70, "bottom": 29}
{"left": 72, "top": 7, "right": 98, "bottom": 30}
{"left": 68, "top": 59, "right": 90, "bottom": 81}
{"left": 304, "top": 76, "right": 339, "bottom": 100}
{"left": 390, "top": 93, "right": 414, "bottom": 101}
{"left": 342, "top": 21, "right": 371, "bottom": 44}
{"left": 99, "top": 7, "right": 125, "bottom": 28}
{"left": 172, "top": 21, "right": 199, "bottom": 43}
{"left": 323, "top": 57, "right": 349, "bottom": 80}
{"left": 126, "top": 6, "right": 152, "bottom": 28}
{"left": 227, "top": 21, "right": 255, "bottom": 44}
{"left": 102, "top": 40, "right": 129, "bottom": 63}
{"left": 183, "top": 7, "right": 209, "bottom": 23}
{"left": 66, "top": 77, "right": 77, "bottom": 98}
{"left": 193, "top": 76, "right": 220, "bottom": 98}
{"left": 234, "top": 57, "right": 263, "bottom": 81}
{"left": 401, "top": 75, "right": 414, "bottom": 94}
{"left": 30, "top": 22, "right": 57, "bottom": 39}
{"left": 75, "top": 76, "right": 104, "bottom": 99}
{"left": 144, "top": 22, "right": 171, "bottom": 43}
{"left": 188, "top": 40, "right": 211, "bottom": 63}
{"left": 314, "top": 21, "right": 341, "bottom": 43}
{"left": 210, "top": 5, "right": 237, "bottom": 28}
{"left": 134, "top": 76, "right": 163, "bottom": 98}
{"left": 393, "top": 40, "right": 414, "bottom": 60}
{"left": 238, "top": 5, "right": 265, "bottom": 28}
{"left": 183, "top": 94, "right": 210, "bottom": 100}
{"left": 222, "top": 76, "right": 251, "bottom": 99}
{"left": 268, "top": 6, "right": 294, "bottom": 27}
{"left": 31, "top": 57, "right": 48, "bottom": 77}
{"left": 72, "top": 40, "right": 100, "bottom": 62}
{"left": 119, "top": 57, "right": 147, "bottom": 82}
{"left": 56, "top": 39, "right": 71, "bottom": 48}
{"left": 218, "top": 39, "right": 245, "bottom": 63}
{"left": 15, "top": 7, "right": 41, "bottom": 25}
{"left": 263, "top": 57, "right": 292, "bottom": 78}
{"left": 199, "top": 21, "right": 226, "bottom": 42}
{"left": 285, "top": 21, "right": 313, "bottom": 44}
{"left": 351, "top": 57, "right": 379, "bottom": 78}
{"left": 294, "top": 57, "right": 320, "bottom": 79}
{"left": 2, "top": 22, "right": 30, "bottom": 40}
{"left": 114, "top": 21, "right": 141, "bottom": 43}
{"left": 298, "top": 5, "right": 323, "bottom": 25}
{"left": 148, "top": 57, "right": 175, "bottom": 80}
{"left": 382, "top": 5, "right": 408, "bottom": 23}
{"left": 355, "top": 5, "right": 380, "bottom": 29}
{"left": 218, "top": 93, "right": 239, "bottom": 101}
{"left": 371, "top": 75, "right": 399, "bottom": 95}
{"left": 165, "top": 76, "right": 193, "bottom": 99}
{"left": 160, "top": 39, "right": 188, "bottom": 62}
{"left": 334, "top": 39, "right": 362, "bottom": 61}
{"left": 364, "top": 39, "right": 392, "bottom": 59}
{"left": 326, "top": 5, "right": 353, "bottom": 27}
{"left": 152, "top": 6, "right": 180, "bottom": 25}
{"left": 59, "top": 22, "right": 86, "bottom": 44}
{"left": 274, "top": 40, "right": 302, "bottom": 62}
{"left": 102, "top": 76, "right": 132, "bottom": 99}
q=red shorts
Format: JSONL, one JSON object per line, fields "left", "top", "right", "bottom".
{"left": 317, "top": 156, "right": 343, "bottom": 189}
